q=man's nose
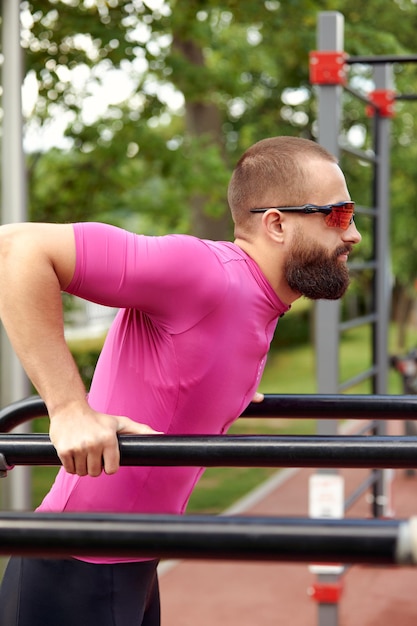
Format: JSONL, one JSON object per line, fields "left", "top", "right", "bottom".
{"left": 343, "top": 220, "right": 362, "bottom": 244}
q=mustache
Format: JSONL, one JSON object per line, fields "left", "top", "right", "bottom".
{"left": 334, "top": 244, "right": 353, "bottom": 258}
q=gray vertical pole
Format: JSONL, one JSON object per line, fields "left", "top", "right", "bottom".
{"left": 313, "top": 13, "right": 345, "bottom": 626}
{"left": 315, "top": 11, "right": 344, "bottom": 402}
{"left": 1, "top": 0, "right": 31, "bottom": 510}
{"left": 373, "top": 64, "right": 392, "bottom": 396}
{"left": 372, "top": 64, "right": 392, "bottom": 517}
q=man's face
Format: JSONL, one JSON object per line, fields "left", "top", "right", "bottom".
{"left": 282, "top": 159, "right": 361, "bottom": 300}
{"left": 284, "top": 226, "right": 352, "bottom": 300}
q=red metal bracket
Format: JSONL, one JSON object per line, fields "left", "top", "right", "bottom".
{"left": 366, "top": 89, "right": 396, "bottom": 117}
{"left": 308, "top": 580, "right": 344, "bottom": 604}
{"left": 309, "top": 51, "right": 348, "bottom": 85}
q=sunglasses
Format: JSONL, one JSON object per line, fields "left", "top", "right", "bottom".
{"left": 250, "top": 201, "right": 355, "bottom": 231}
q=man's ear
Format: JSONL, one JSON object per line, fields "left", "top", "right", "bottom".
{"left": 262, "top": 210, "right": 285, "bottom": 243}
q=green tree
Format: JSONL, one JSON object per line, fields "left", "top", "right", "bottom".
{"left": 20, "top": 0, "right": 417, "bottom": 278}
{"left": 23, "top": 0, "right": 325, "bottom": 237}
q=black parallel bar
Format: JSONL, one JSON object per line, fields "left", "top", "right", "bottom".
{"left": 0, "top": 396, "right": 47, "bottom": 432}
{"left": 2, "top": 434, "right": 417, "bottom": 469}
{"left": 395, "top": 94, "right": 417, "bottom": 101}
{"left": 347, "top": 54, "right": 417, "bottom": 65}
{"left": 1, "top": 395, "right": 417, "bottom": 433}
{"left": 0, "top": 512, "right": 411, "bottom": 564}
{"left": 242, "top": 394, "right": 417, "bottom": 420}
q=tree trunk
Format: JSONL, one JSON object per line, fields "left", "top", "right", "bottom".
{"left": 173, "top": 37, "right": 232, "bottom": 240}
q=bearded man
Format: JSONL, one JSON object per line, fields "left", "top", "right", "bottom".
{"left": 0, "top": 136, "right": 360, "bottom": 626}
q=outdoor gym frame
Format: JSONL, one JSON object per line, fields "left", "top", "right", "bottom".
{"left": 0, "top": 432, "right": 417, "bottom": 471}
{"left": 2, "top": 393, "right": 417, "bottom": 431}
{"left": 0, "top": 10, "right": 416, "bottom": 626}
{"left": 1, "top": 393, "right": 417, "bottom": 474}
{"left": 309, "top": 11, "right": 417, "bottom": 625}
{"left": 0, "top": 512, "right": 415, "bottom": 566}
{"left": 0, "top": 393, "right": 416, "bottom": 569}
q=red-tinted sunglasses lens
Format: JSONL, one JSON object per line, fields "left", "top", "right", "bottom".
{"left": 325, "top": 202, "right": 355, "bottom": 230}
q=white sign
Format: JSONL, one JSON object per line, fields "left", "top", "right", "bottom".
{"left": 309, "top": 474, "right": 344, "bottom": 519}
{"left": 308, "top": 473, "right": 345, "bottom": 575}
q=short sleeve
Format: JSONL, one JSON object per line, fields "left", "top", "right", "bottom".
{"left": 66, "top": 222, "right": 228, "bottom": 332}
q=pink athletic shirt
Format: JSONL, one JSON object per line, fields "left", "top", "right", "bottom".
{"left": 37, "top": 222, "right": 289, "bottom": 563}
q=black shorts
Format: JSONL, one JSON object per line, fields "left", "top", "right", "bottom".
{"left": 0, "top": 556, "right": 160, "bottom": 626}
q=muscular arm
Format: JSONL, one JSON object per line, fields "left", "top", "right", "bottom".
{"left": 0, "top": 223, "right": 159, "bottom": 476}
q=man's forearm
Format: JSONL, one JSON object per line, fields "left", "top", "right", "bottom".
{"left": 0, "top": 223, "right": 86, "bottom": 412}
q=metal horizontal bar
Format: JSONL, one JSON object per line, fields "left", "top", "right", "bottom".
{"left": 395, "top": 94, "right": 417, "bottom": 101}
{"left": 2, "top": 434, "right": 417, "bottom": 469}
{"left": 242, "top": 394, "right": 417, "bottom": 420}
{"left": 347, "top": 54, "right": 417, "bottom": 65}
{"left": 0, "top": 396, "right": 47, "bottom": 432}
{"left": 355, "top": 206, "right": 378, "bottom": 217}
{"left": 348, "top": 260, "right": 377, "bottom": 272}
{"left": 344, "top": 471, "right": 379, "bottom": 512}
{"left": 339, "top": 313, "right": 378, "bottom": 332}
{"left": 343, "top": 84, "right": 376, "bottom": 107}
{"left": 338, "top": 368, "right": 378, "bottom": 391}
{"left": 340, "top": 142, "right": 378, "bottom": 163}
{"left": 352, "top": 420, "right": 378, "bottom": 436}
{"left": 2, "top": 394, "right": 417, "bottom": 434}
{"left": 0, "top": 511, "right": 413, "bottom": 565}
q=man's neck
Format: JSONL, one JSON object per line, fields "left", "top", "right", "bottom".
{"left": 234, "top": 237, "right": 300, "bottom": 306}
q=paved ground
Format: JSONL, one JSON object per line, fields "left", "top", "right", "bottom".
{"left": 159, "top": 421, "right": 417, "bottom": 626}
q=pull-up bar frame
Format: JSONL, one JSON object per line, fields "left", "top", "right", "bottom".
{"left": 0, "top": 512, "right": 414, "bottom": 565}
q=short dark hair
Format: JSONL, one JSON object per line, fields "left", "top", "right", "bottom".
{"left": 228, "top": 136, "right": 337, "bottom": 231}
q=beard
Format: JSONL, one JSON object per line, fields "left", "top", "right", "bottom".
{"left": 284, "top": 230, "right": 352, "bottom": 300}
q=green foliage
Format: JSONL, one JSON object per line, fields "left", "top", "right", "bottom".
{"left": 271, "top": 302, "right": 312, "bottom": 349}
{"left": 72, "top": 347, "right": 101, "bottom": 389}
{"left": 19, "top": 1, "right": 335, "bottom": 234}
{"left": 18, "top": 0, "right": 417, "bottom": 289}
{"left": 65, "top": 332, "right": 103, "bottom": 389}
